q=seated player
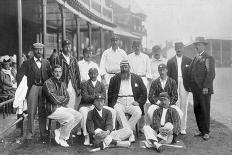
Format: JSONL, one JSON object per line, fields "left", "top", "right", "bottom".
{"left": 143, "top": 92, "right": 181, "bottom": 153}
{"left": 79, "top": 67, "right": 116, "bottom": 145}
{"left": 43, "top": 65, "right": 83, "bottom": 147}
{"left": 86, "top": 95, "right": 133, "bottom": 149}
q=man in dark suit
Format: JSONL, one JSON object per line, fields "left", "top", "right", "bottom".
{"left": 189, "top": 37, "right": 215, "bottom": 140}
{"left": 80, "top": 68, "right": 116, "bottom": 145}
{"left": 108, "top": 60, "right": 147, "bottom": 141}
{"left": 167, "top": 42, "right": 192, "bottom": 135}
{"left": 86, "top": 95, "right": 132, "bottom": 149}
{"left": 17, "top": 43, "right": 51, "bottom": 141}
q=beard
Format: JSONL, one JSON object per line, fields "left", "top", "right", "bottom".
{"left": 121, "top": 71, "right": 130, "bottom": 80}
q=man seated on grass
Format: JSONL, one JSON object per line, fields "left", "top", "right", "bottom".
{"left": 143, "top": 92, "right": 181, "bottom": 153}
{"left": 43, "top": 65, "right": 82, "bottom": 147}
{"left": 86, "top": 95, "right": 133, "bottom": 149}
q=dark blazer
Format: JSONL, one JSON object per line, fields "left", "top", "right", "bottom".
{"left": 52, "top": 53, "right": 81, "bottom": 96}
{"left": 17, "top": 58, "right": 51, "bottom": 95}
{"left": 107, "top": 73, "right": 147, "bottom": 114}
{"left": 167, "top": 55, "right": 192, "bottom": 91}
{"left": 189, "top": 51, "right": 215, "bottom": 94}
{"left": 149, "top": 77, "right": 178, "bottom": 105}
{"left": 152, "top": 107, "right": 181, "bottom": 135}
{"left": 86, "top": 108, "right": 113, "bottom": 135}
{"left": 81, "top": 80, "right": 106, "bottom": 106}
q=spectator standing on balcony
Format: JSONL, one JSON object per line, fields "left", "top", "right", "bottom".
{"left": 17, "top": 43, "right": 51, "bottom": 142}
{"left": 100, "top": 34, "right": 127, "bottom": 87}
{"left": 78, "top": 47, "right": 101, "bottom": 82}
{"left": 52, "top": 40, "right": 81, "bottom": 110}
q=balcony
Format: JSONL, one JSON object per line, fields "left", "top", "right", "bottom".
{"left": 79, "top": 0, "right": 113, "bottom": 23}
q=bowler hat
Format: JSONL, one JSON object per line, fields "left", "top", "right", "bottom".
{"left": 193, "top": 37, "right": 208, "bottom": 45}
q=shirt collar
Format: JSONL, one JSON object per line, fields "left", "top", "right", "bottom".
{"left": 96, "top": 108, "right": 103, "bottom": 116}
{"left": 34, "top": 57, "right": 41, "bottom": 62}
{"left": 199, "top": 51, "right": 205, "bottom": 56}
{"left": 176, "top": 55, "right": 182, "bottom": 59}
{"left": 62, "top": 53, "right": 70, "bottom": 59}
{"left": 152, "top": 55, "right": 164, "bottom": 61}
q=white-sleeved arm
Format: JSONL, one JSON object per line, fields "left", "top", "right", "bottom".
{"left": 99, "top": 51, "right": 107, "bottom": 76}
{"left": 146, "top": 55, "right": 152, "bottom": 79}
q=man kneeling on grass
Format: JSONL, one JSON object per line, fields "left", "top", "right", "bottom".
{"left": 86, "top": 95, "right": 133, "bottom": 149}
{"left": 143, "top": 92, "right": 181, "bottom": 153}
{"left": 43, "top": 65, "right": 82, "bottom": 147}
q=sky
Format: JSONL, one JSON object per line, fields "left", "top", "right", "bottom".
{"left": 117, "top": 0, "right": 232, "bottom": 48}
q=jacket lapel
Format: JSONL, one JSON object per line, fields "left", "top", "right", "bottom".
{"left": 173, "top": 57, "right": 178, "bottom": 73}
{"left": 41, "top": 59, "right": 47, "bottom": 79}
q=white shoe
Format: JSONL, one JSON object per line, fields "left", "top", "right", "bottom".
{"left": 129, "top": 134, "right": 135, "bottom": 142}
{"left": 181, "top": 129, "right": 186, "bottom": 135}
{"left": 84, "top": 135, "right": 90, "bottom": 145}
{"left": 54, "top": 129, "right": 60, "bottom": 144}
{"left": 59, "top": 139, "right": 69, "bottom": 147}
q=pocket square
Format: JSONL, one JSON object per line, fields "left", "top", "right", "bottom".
{"left": 185, "top": 65, "right": 189, "bottom": 67}
{"left": 135, "top": 83, "right": 138, "bottom": 87}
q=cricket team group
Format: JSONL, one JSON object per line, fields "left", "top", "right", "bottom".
{"left": 15, "top": 34, "right": 215, "bottom": 153}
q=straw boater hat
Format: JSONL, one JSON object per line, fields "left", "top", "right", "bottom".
{"left": 33, "top": 43, "right": 45, "bottom": 49}
{"left": 193, "top": 37, "right": 208, "bottom": 45}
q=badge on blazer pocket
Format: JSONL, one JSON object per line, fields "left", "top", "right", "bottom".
{"left": 135, "top": 83, "right": 138, "bottom": 87}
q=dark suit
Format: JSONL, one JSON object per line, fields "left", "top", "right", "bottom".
{"left": 149, "top": 77, "right": 178, "bottom": 105}
{"left": 108, "top": 73, "right": 147, "bottom": 114}
{"left": 86, "top": 108, "right": 113, "bottom": 143}
{"left": 17, "top": 58, "right": 51, "bottom": 139}
{"left": 189, "top": 51, "right": 215, "bottom": 134}
{"left": 81, "top": 80, "right": 106, "bottom": 106}
{"left": 167, "top": 55, "right": 192, "bottom": 91}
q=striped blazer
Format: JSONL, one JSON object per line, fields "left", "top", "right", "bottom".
{"left": 42, "top": 77, "right": 69, "bottom": 115}
{"left": 52, "top": 53, "right": 81, "bottom": 96}
{"left": 148, "top": 77, "right": 178, "bottom": 105}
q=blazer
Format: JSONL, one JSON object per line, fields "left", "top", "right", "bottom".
{"left": 81, "top": 80, "right": 106, "bottom": 106}
{"left": 152, "top": 107, "right": 181, "bottom": 135}
{"left": 188, "top": 51, "right": 215, "bottom": 94}
{"left": 149, "top": 77, "right": 178, "bottom": 105}
{"left": 167, "top": 55, "right": 192, "bottom": 92}
{"left": 52, "top": 53, "right": 81, "bottom": 96}
{"left": 42, "top": 77, "right": 69, "bottom": 115}
{"left": 107, "top": 73, "right": 147, "bottom": 114}
{"left": 17, "top": 58, "right": 51, "bottom": 95}
{"left": 86, "top": 108, "right": 113, "bottom": 136}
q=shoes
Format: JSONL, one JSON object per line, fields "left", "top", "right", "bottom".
{"left": 181, "top": 129, "right": 186, "bottom": 135}
{"left": 194, "top": 132, "right": 204, "bottom": 137}
{"left": 153, "top": 141, "right": 164, "bottom": 153}
{"left": 100, "top": 141, "right": 108, "bottom": 150}
{"left": 84, "top": 135, "right": 90, "bottom": 146}
{"left": 202, "top": 134, "right": 210, "bottom": 140}
{"left": 59, "top": 139, "right": 70, "bottom": 147}
{"left": 54, "top": 129, "right": 60, "bottom": 144}
{"left": 155, "top": 145, "right": 164, "bottom": 153}
{"left": 129, "top": 134, "right": 135, "bottom": 143}
{"left": 116, "top": 141, "right": 131, "bottom": 148}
